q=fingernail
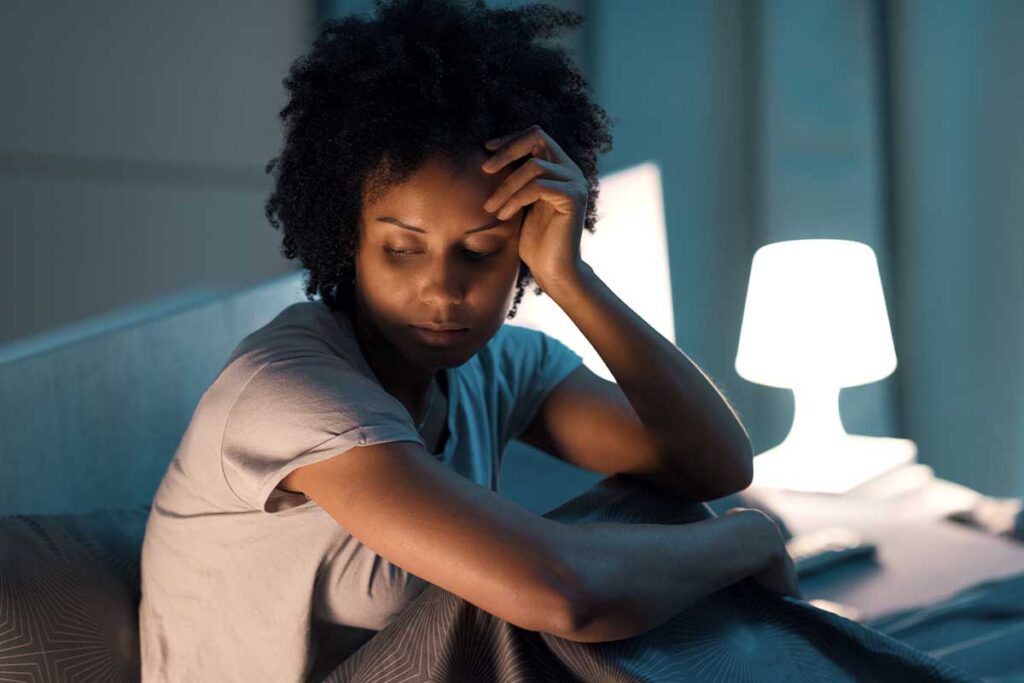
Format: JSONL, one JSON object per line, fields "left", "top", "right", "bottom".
{"left": 485, "top": 138, "right": 501, "bottom": 149}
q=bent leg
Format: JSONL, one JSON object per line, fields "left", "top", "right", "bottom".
{"left": 324, "top": 475, "right": 977, "bottom": 683}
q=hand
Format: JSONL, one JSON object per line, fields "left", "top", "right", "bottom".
{"left": 727, "top": 507, "right": 804, "bottom": 601}
{"left": 480, "top": 125, "right": 589, "bottom": 289}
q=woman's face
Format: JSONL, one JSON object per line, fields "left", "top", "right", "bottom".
{"left": 353, "top": 150, "right": 525, "bottom": 371}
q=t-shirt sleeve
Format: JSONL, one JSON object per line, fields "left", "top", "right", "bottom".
{"left": 220, "top": 357, "right": 426, "bottom": 513}
{"left": 505, "top": 326, "right": 586, "bottom": 443}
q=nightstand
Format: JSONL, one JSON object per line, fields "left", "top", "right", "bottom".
{"left": 739, "top": 463, "right": 1024, "bottom": 622}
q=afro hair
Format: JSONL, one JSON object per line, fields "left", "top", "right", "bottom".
{"left": 263, "top": 0, "right": 614, "bottom": 319}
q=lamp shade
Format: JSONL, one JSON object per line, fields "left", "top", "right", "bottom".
{"left": 735, "top": 239, "right": 897, "bottom": 389}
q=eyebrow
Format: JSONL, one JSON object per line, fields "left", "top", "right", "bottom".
{"left": 375, "top": 216, "right": 506, "bottom": 235}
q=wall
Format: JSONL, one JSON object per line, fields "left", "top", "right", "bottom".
{"left": 0, "top": 0, "right": 314, "bottom": 346}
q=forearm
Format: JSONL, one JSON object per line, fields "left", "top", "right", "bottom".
{"left": 540, "top": 262, "right": 753, "bottom": 492}
{"left": 555, "top": 511, "right": 773, "bottom": 642}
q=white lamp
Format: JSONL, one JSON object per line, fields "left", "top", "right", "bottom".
{"left": 735, "top": 239, "right": 916, "bottom": 494}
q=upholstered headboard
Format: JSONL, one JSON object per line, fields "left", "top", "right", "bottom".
{"left": 0, "top": 270, "right": 309, "bottom": 516}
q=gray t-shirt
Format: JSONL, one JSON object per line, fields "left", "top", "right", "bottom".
{"left": 138, "top": 300, "right": 584, "bottom": 682}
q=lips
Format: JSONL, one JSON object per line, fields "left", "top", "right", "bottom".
{"left": 409, "top": 325, "right": 470, "bottom": 346}
{"left": 412, "top": 323, "right": 469, "bottom": 331}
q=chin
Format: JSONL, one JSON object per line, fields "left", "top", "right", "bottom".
{"left": 397, "top": 329, "right": 476, "bottom": 367}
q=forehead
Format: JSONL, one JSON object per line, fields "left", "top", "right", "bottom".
{"left": 364, "top": 151, "right": 510, "bottom": 212}
{"left": 362, "top": 150, "right": 519, "bottom": 235}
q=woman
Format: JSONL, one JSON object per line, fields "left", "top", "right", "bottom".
{"left": 139, "top": 1, "right": 972, "bottom": 682}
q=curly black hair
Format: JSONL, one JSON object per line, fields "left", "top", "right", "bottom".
{"left": 264, "top": 0, "right": 613, "bottom": 319}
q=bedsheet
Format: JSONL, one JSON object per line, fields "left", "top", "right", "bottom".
{"left": 322, "top": 474, "right": 985, "bottom": 682}
{"left": 865, "top": 570, "right": 1024, "bottom": 682}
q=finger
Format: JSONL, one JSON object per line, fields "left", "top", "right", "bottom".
{"left": 494, "top": 178, "right": 578, "bottom": 220}
{"left": 483, "top": 158, "right": 572, "bottom": 214}
{"left": 484, "top": 128, "right": 528, "bottom": 150}
{"left": 533, "top": 126, "right": 571, "bottom": 164}
{"left": 482, "top": 124, "right": 569, "bottom": 174}
{"left": 482, "top": 127, "right": 527, "bottom": 155}
{"left": 488, "top": 123, "right": 540, "bottom": 148}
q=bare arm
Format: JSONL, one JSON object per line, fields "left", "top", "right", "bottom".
{"left": 554, "top": 510, "right": 783, "bottom": 642}
{"left": 284, "top": 442, "right": 783, "bottom": 643}
{"left": 538, "top": 262, "right": 754, "bottom": 498}
{"left": 281, "top": 440, "right": 590, "bottom": 637}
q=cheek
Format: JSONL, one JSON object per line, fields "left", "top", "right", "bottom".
{"left": 476, "top": 254, "right": 522, "bottom": 298}
{"left": 358, "top": 269, "right": 406, "bottom": 310}
{"left": 354, "top": 253, "right": 405, "bottom": 309}
{"left": 359, "top": 248, "right": 406, "bottom": 284}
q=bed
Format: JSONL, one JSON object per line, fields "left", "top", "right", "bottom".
{"left": 2, "top": 269, "right": 1023, "bottom": 682}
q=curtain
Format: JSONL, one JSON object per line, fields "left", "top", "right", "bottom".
{"left": 588, "top": 0, "right": 1023, "bottom": 496}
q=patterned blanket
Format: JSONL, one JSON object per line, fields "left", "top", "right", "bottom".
{"left": 323, "top": 475, "right": 981, "bottom": 682}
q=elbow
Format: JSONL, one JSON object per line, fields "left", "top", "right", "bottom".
{"left": 731, "top": 445, "right": 755, "bottom": 492}
{"left": 543, "top": 588, "right": 595, "bottom": 642}
{"left": 735, "top": 437, "right": 755, "bottom": 489}
{"left": 660, "top": 430, "right": 754, "bottom": 501}
{"left": 675, "top": 440, "right": 755, "bottom": 501}
{"left": 541, "top": 571, "right": 597, "bottom": 641}
{"left": 711, "top": 433, "right": 755, "bottom": 497}
{"left": 533, "top": 536, "right": 599, "bottom": 641}
{"left": 712, "top": 452, "right": 754, "bottom": 499}
{"left": 541, "top": 558, "right": 638, "bottom": 644}
{"left": 684, "top": 447, "right": 754, "bottom": 502}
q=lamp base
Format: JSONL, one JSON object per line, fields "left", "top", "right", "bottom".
{"left": 751, "top": 434, "right": 917, "bottom": 495}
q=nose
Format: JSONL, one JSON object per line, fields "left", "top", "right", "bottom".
{"left": 419, "top": 254, "right": 466, "bottom": 308}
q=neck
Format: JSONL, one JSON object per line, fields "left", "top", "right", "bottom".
{"left": 349, "top": 304, "right": 439, "bottom": 425}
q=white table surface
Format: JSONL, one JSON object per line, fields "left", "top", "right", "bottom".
{"left": 743, "top": 464, "right": 1024, "bottom": 622}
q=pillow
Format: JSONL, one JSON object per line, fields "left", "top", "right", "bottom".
{"left": 0, "top": 505, "right": 149, "bottom": 682}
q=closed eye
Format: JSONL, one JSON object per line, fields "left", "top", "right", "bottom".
{"left": 383, "top": 246, "right": 502, "bottom": 260}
